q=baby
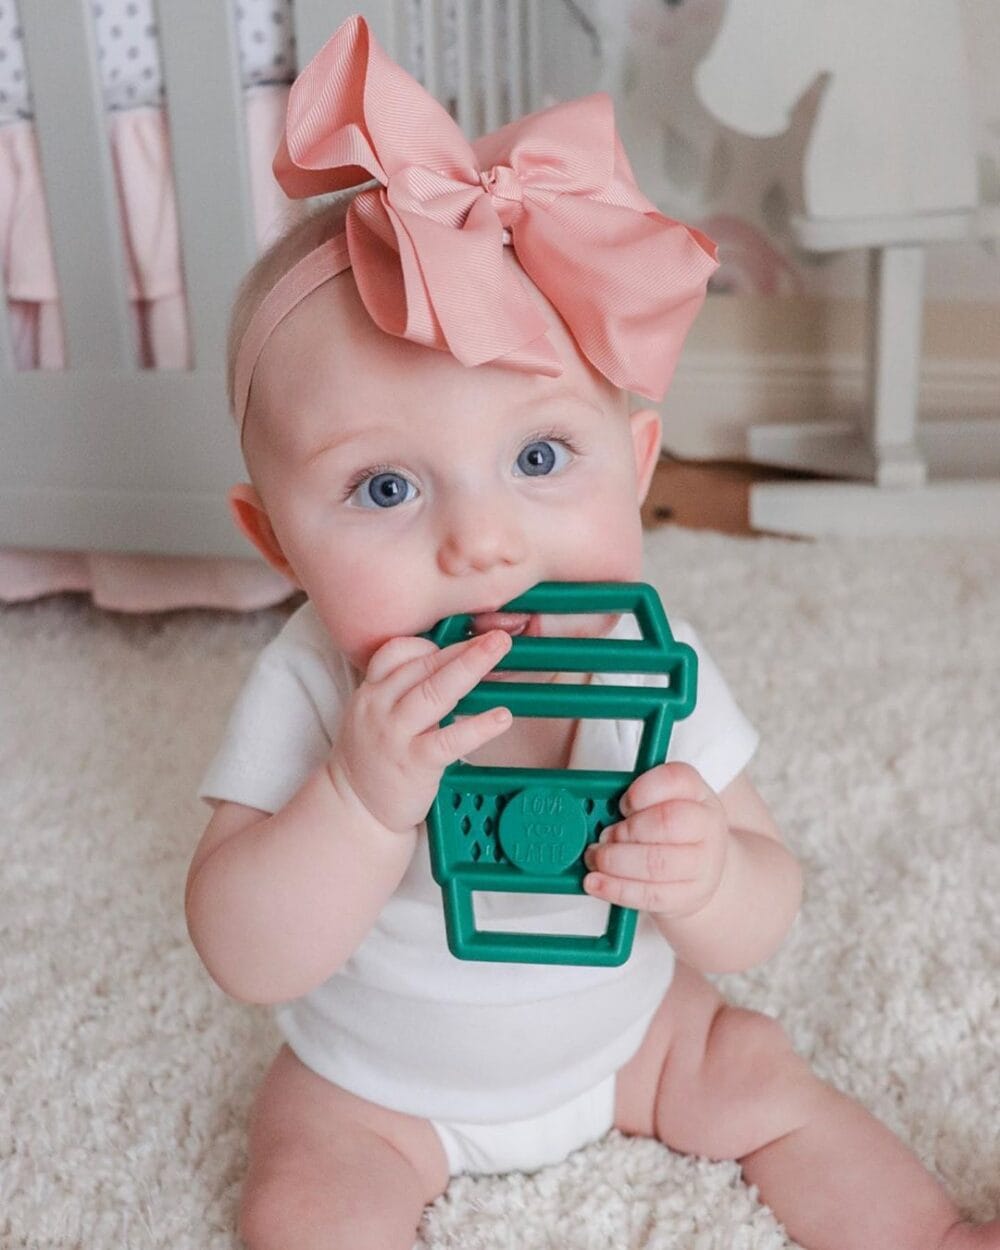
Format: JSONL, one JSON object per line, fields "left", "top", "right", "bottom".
{"left": 185, "top": 15, "right": 999, "bottom": 1250}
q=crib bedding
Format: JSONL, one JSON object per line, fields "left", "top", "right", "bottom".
{"left": 0, "top": 77, "right": 300, "bottom": 610}
{"left": 0, "top": 0, "right": 296, "bottom": 125}
{"left": 2, "top": 83, "right": 302, "bottom": 363}
{"left": 1, "top": 0, "right": 302, "bottom": 368}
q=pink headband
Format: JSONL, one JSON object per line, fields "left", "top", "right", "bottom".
{"left": 232, "top": 13, "right": 718, "bottom": 435}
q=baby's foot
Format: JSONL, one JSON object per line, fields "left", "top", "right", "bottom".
{"left": 940, "top": 1220, "right": 1000, "bottom": 1250}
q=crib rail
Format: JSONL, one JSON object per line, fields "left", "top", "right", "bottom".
{"left": 12, "top": 0, "right": 134, "bottom": 370}
{"left": 0, "top": 0, "right": 541, "bottom": 558}
{"left": 158, "top": 1, "right": 257, "bottom": 370}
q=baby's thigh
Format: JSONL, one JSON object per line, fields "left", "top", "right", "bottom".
{"left": 614, "top": 962, "right": 820, "bottom": 1160}
{"left": 614, "top": 960, "right": 724, "bottom": 1138}
{"left": 240, "top": 1045, "right": 450, "bottom": 1250}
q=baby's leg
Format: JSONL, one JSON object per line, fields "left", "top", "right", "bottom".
{"left": 616, "top": 963, "right": 999, "bottom": 1250}
{"left": 239, "top": 1045, "right": 450, "bottom": 1250}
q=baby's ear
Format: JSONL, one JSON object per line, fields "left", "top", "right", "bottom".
{"left": 629, "top": 407, "right": 663, "bottom": 505}
{"left": 227, "top": 483, "right": 300, "bottom": 586}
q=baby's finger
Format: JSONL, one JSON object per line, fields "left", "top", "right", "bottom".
{"left": 412, "top": 705, "right": 513, "bottom": 770}
{"left": 620, "top": 762, "right": 710, "bottom": 816}
{"left": 583, "top": 839, "right": 703, "bottom": 884}
{"left": 604, "top": 799, "right": 714, "bottom": 847}
{"left": 365, "top": 635, "right": 441, "bottom": 686}
{"left": 394, "top": 629, "right": 512, "bottom": 734}
{"left": 582, "top": 871, "right": 691, "bottom": 914}
{"left": 367, "top": 632, "right": 477, "bottom": 703}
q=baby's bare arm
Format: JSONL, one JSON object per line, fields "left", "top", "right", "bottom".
{"left": 185, "top": 628, "right": 514, "bottom": 1004}
{"left": 185, "top": 769, "right": 416, "bottom": 1003}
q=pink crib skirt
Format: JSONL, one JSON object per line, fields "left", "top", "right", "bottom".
{"left": 0, "top": 85, "right": 301, "bottom": 612}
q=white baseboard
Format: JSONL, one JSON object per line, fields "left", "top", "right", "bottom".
{"left": 661, "top": 350, "right": 1000, "bottom": 461}
{"left": 750, "top": 477, "right": 1000, "bottom": 537}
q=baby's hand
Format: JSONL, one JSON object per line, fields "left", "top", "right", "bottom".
{"left": 582, "top": 763, "right": 729, "bottom": 918}
{"left": 327, "top": 630, "right": 514, "bottom": 834}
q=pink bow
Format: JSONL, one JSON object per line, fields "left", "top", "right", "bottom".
{"left": 273, "top": 14, "right": 717, "bottom": 401}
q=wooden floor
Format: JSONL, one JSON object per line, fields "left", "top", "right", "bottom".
{"left": 641, "top": 455, "right": 809, "bottom": 537}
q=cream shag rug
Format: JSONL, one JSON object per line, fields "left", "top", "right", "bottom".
{"left": 2, "top": 530, "right": 999, "bottom": 1250}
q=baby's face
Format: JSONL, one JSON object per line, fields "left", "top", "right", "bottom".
{"left": 242, "top": 259, "right": 661, "bottom": 676}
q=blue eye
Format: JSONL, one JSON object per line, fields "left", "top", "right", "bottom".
{"left": 349, "top": 471, "right": 417, "bottom": 509}
{"left": 515, "top": 439, "right": 572, "bottom": 477}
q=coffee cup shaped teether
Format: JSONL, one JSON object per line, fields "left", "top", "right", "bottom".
{"left": 422, "top": 582, "right": 697, "bottom": 967}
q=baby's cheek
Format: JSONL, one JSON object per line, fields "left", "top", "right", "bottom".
{"left": 307, "top": 558, "right": 408, "bottom": 666}
{"left": 559, "top": 499, "right": 644, "bottom": 581}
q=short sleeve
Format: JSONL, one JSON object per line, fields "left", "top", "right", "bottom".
{"left": 663, "top": 621, "right": 759, "bottom": 794}
{"left": 197, "top": 605, "right": 354, "bottom": 813}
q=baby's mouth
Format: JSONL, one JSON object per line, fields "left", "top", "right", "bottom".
{"left": 468, "top": 611, "right": 614, "bottom": 639}
{"left": 467, "top": 609, "right": 617, "bottom": 684}
{"left": 468, "top": 611, "right": 537, "bottom": 637}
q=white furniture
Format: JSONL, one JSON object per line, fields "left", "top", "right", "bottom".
{"left": 696, "top": 0, "right": 1000, "bottom": 537}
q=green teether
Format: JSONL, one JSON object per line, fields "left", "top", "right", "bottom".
{"left": 421, "top": 582, "right": 697, "bottom": 967}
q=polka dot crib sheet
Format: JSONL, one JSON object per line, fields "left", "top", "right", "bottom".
{"left": 0, "top": 1, "right": 514, "bottom": 126}
{"left": 0, "top": 0, "right": 296, "bottom": 124}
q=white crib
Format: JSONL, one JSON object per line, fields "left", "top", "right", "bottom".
{"left": 0, "top": 0, "right": 546, "bottom": 562}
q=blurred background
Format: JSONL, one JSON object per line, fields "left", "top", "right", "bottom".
{"left": 1, "top": 0, "right": 998, "bottom": 612}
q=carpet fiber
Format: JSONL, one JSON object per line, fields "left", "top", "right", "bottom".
{"left": 2, "top": 530, "right": 998, "bottom": 1249}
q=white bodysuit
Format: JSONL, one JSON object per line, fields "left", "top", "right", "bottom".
{"left": 198, "top": 601, "right": 758, "bottom": 1170}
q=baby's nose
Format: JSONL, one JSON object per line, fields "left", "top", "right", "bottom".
{"left": 436, "top": 495, "right": 529, "bottom": 576}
